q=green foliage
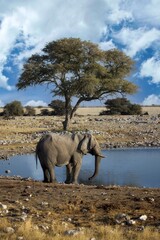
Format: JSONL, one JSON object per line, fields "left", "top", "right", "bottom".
{"left": 40, "top": 109, "right": 53, "bottom": 116}
{"left": 3, "top": 101, "right": 24, "bottom": 116}
{"left": 102, "top": 98, "right": 142, "bottom": 115}
{"left": 49, "top": 99, "right": 72, "bottom": 116}
{"left": 24, "top": 106, "right": 36, "bottom": 116}
{"left": 17, "top": 37, "right": 138, "bottom": 129}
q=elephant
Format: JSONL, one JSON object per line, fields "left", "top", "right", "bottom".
{"left": 36, "top": 132, "right": 105, "bottom": 184}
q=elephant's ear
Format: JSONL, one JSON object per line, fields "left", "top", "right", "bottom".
{"left": 89, "top": 135, "right": 98, "bottom": 149}
{"left": 78, "top": 134, "right": 90, "bottom": 155}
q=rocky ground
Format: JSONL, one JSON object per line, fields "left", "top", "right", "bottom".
{"left": 0, "top": 115, "right": 160, "bottom": 238}
{"left": 0, "top": 177, "right": 160, "bottom": 238}
{"left": 0, "top": 114, "right": 160, "bottom": 159}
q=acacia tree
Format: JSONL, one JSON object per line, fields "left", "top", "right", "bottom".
{"left": 17, "top": 38, "right": 137, "bottom": 130}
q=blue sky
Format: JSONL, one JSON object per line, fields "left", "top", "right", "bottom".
{"left": 0, "top": 0, "right": 160, "bottom": 107}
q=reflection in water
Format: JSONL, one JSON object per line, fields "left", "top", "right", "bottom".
{"left": 0, "top": 148, "right": 160, "bottom": 188}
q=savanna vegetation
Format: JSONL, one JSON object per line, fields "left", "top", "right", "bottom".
{"left": 101, "top": 97, "right": 142, "bottom": 115}
{"left": 3, "top": 101, "right": 24, "bottom": 117}
{"left": 49, "top": 99, "right": 72, "bottom": 116}
{"left": 1, "top": 218, "right": 160, "bottom": 240}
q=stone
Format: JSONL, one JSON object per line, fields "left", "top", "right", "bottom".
{"left": 19, "top": 212, "right": 28, "bottom": 221}
{"left": 81, "top": 208, "right": 88, "bottom": 213}
{"left": 139, "top": 215, "right": 147, "bottom": 221}
{"left": 64, "top": 229, "right": 83, "bottom": 236}
{"left": 17, "top": 237, "right": 24, "bottom": 240}
{"left": 0, "top": 202, "right": 7, "bottom": 210}
{"left": 4, "top": 227, "right": 15, "bottom": 234}
{"left": 127, "top": 219, "right": 136, "bottom": 225}
{"left": 41, "top": 201, "right": 48, "bottom": 206}
{"left": 40, "top": 225, "right": 49, "bottom": 231}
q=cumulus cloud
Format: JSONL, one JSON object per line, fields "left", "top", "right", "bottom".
{"left": 0, "top": 0, "right": 160, "bottom": 110}
{"left": 142, "top": 94, "right": 160, "bottom": 106}
{"left": 0, "top": 74, "right": 14, "bottom": 90}
{"left": 107, "top": 7, "right": 133, "bottom": 24}
{"left": 99, "top": 40, "right": 116, "bottom": 50}
{"left": 140, "top": 57, "right": 160, "bottom": 84}
{"left": 123, "top": 0, "right": 160, "bottom": 28}
{"left": 0, "top": 0, "right": 113, "bottom": 90}
{"left": 113, "top": 27, "right": 160, "bottom": 57}
{"left": 24, "top": 100, "right": 48, "bottom": 107}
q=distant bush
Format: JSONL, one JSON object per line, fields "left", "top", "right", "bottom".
{"left": 3, "top": 101, "right": 24, "bottom": 116}
{"left": 40, "top": 108, "right": 53, "bottom": 116}
{"left": 48, "top": 99, "right": 72, "bottom": 116}
{"left": 101, "top": 98, "right": 142, "bottom": 115}
{"left": 24, "top": 106, "right": 36, "bottom": 116}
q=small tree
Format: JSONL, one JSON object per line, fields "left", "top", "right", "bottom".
{"left": 40, "top": 108, "right": 52, "bottom": 116}
{"left": 24, "top": 106, "right": 36, "bottom": 116}
{"left": 17, "top": 38, "right": 137, "bottom": 130}
{"left": 102, "top": 98, "right": 142, "bottom": 115}
{"left": 49, "top": 99, "right": 72, "bottom": 116}
{"left": 3, "top": 101, "right": 24, "bottom": 116}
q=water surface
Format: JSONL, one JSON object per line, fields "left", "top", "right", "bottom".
{"left": 0, "top": 148, "right": 160, "bottom": 188}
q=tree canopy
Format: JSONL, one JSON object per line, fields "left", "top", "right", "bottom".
{"left": 17, "top": 37, "right": 137, "bottom": 130}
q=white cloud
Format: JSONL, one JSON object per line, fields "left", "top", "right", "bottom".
{"left": 107, "top": 8, "right": 133, "bottom": 24}
{"left": 0, "top": 99, "right": 5, "bottom": 107}
{"left": 0, "top": 0, "right": 160, "bottom": 110}
{"left": 0, "top": 74, "right": 14, "bottom": 90}
{"left": 113, "top": 27, "right": 160, "bottom": 57}
{"left": 24, "top": 100, "right": 48, "bottom": 107}
{"left": 142, "top": 94, "right": 160, "bottom": 105}
{"left": 99, "top": 40, "right": 116, "bottom": 51}
{"left": 123, "top": 0, "right": 160, "bottom": 28}
{"left": 140, "top": 57, "right": 160, "bottom": 84}
{"left": 0, "top": 0, "right": 113, "bottom": 90}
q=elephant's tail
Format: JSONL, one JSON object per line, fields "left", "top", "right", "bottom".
{"left": 35, "top": 144, "right": 39, "bottom": 169}
{"left": 35, "top": 153, "right": 38, "bottom": 169}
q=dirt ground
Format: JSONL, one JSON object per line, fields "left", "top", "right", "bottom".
{"left": 0, "top": 177, "right": 160, "bottom": 230}
{"left": 0, "top": 114, "right": 160, "bottom": 237}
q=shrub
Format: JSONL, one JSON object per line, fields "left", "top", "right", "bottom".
{"left": 3, "top": 101, "right": 24, "bottom": 116}
{"left": 49, "top": 99, "right": 72, "bottom": 116}
{"left": 24, "top": 106, "right": 36, "bottom": 116}
{"left": 40, "top": 108, "right": 53, "bottom": 116}
{"left": 102, "top": 98, "right": 142, "bottom": 115}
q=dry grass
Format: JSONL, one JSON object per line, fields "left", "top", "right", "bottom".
{"left": 1, "top": 106, "right": 160, "bottom": 116}
{"left": 0, "top": 219, "right": 160, "bottom": 240}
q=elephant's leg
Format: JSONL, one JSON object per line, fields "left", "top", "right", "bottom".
{"left": 48, "top": 166, "right": 57, "bottom": 183}
{"left": 72, "top": 157, "right": 82, "bottom": 184}
{"left": 43, "top": 168, "right": 50, "bottom": 183}
{"left": 65, "top": 163, "right": 73, "bottom": 184}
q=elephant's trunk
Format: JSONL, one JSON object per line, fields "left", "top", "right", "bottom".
{"left": 88, "top": 155, "right": 102, "bottom": 180}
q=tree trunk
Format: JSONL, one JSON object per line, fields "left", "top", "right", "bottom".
{"left": 62, "top": 115, "right": 71, "bottom": 131}
{"left": 63, "top": 96, "right": 71, "bottom": 131}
